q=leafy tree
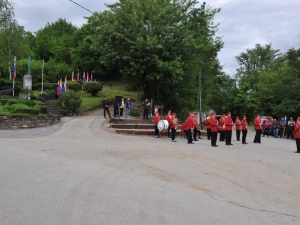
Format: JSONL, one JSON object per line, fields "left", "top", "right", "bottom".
{"left": 33, "top": 18, "right": 77, "bottom": 64}
{"left": 89, "top": 0, "right": 223, "bottom": 116}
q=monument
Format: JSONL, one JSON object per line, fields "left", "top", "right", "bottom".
{"left": 23, "top": 57, "right": 32, "bottom": 100}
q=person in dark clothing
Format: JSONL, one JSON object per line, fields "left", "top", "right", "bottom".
{"left": 102, "top": 96, "right": 112, "bottom": 119}
{"left": 143, "top": 98, "right": 150, "bottom": 120}
{"left": 287, "top": 117, "right": 295, "bottom": 139}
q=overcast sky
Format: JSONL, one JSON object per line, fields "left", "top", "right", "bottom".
{"left": 13, "top": 0, "right": 300, "bottom": 75}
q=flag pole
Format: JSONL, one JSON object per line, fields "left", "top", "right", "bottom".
{"left": 13, "top": 56, "right": 16, "bottom": 97}
{"left": 41, "top": 59, "right": 44, "bottom": 94}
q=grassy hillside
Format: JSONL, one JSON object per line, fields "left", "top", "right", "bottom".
{"left": 79, "top": 81, "right": 141, "bottom": 112}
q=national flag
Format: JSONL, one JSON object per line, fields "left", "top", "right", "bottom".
{"left": 91, "top": 73, "right": 93, "bottom": 81}
{"left": 86, "top": 72, "right": 89, "bottom": 82}
{"left": 64, "top": 77, "right": 68, "bottom": 91}
{"left": 82, "top": 72, "right": 86, "bottom": 82}
{"left": 71, "top": 71, "right": 74, "bottom": 81}
{"left": 13, "top": 56, "right": 17, "bottom": 78}
{"left": 56, "top": 79, "right": 61, "bottom": 96}
{"left": 60, "top": 77, "right": 63, "bottom": 93}
{"left": 284, "top": 116, "right": 287, "bottom": 123}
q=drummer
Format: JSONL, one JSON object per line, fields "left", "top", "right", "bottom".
{"left": 166, "top": 110, "right": 172, "bottom": 138}
{"left": 154, "top": 111, "right": 160, "bottom": 138}
{"left": 170, "top": 112, "right": 178, "bottom": 142}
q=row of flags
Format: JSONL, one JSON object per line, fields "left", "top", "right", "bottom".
{"left": 56, "top": 77, "right": 68, "bottom": 96}
{"left": 72, "top": 71, "right": 93, "bottom": 82}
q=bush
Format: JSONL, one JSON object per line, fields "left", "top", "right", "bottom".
{"left": 43, "top": 83, "right": 58, "bottom": 91}
{"left": 45, "top": 90, "right": 58, "bottom": 99}
{"left": 10, "top": 103, "right": 29, "bottom": 112}
{"left": 83, "top": 82, "right": 103, "bottom": 96}
{"left": 67, "top": 81, "right": 81, "bottom": 92}
{"left": 14, "top": 108, "right": 40, "bottom": 115}
{"left": 0, "top": 78, "right": 22, "bottom": 96}
{"left": 130, "top": 111, "right": 140, "bottom": 117}
{"left": 59, "top": 90, "right": 82, "bottom": 115}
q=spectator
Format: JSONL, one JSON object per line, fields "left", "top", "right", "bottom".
{"left": 272, "top": 119, "right": 279, "bottom": 138}
{"left": 126, "top": 98, "right": 131, "bottom": 118}
{"left": 119, "top": 98, "right": 125, "bottom": 118}
{"left": 143, "top": 98, "right": 150, "bottom": 120}
{"left": 287, "top": 117, "right": 295, "bottom": 139}
{"left": 263, "top": 118, "right": 271, "bottom": 137}
{"left": 279, "top": 118, "right": 286, "bottom": 138}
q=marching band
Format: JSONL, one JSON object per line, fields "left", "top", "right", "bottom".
{"left": 153, "top": 110, "right": 300, "bottom": 152}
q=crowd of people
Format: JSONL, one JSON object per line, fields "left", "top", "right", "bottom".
{"left": 102, "top": 96, "right": 132, "bottom": 119}
{"left": 102, "top": 96, "right": 300, "bottom": 153}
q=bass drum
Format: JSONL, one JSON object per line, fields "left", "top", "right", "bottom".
{"left": 157, "top": 120, "right": 169, "bottom": 131}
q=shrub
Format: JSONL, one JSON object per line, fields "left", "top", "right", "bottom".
{"left": 67, "top": 81, "right": 81, "bottom": 92}
{"left": 14, "top": 108, "right": 39, "bottom": 115}
{"left": 59, "top": 90, "right": 82, "bottom": 115}
{"left": 43, "top": 83, "right": 58, "bottom": 91}
{"left": 10, "top": 104, "right": 29, "bottom": 113}
{"left": 83, "top": 82, "right": 103, "bottom": 96}
{"left": 0, "top": 78, "right": 22, "bottom": 96}
{"left": 130, "top": 111, "right": 140, "bottom": 117}
{"left": 45, "top": 90, "right": 58, "bottom": 99}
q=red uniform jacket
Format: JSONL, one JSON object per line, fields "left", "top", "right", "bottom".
{"left": 293, "top": 122, "right": 300, "bottom": 138}
{"left": 186, "top": 117, "right": 194, "bottom": 130}
{"left": 210, "top": 117, "right": 218, "bottom": 132}
{"left": 235, "top": 119, "right": 241, "bottom": 130}
{"left": 241, "top": 119, "right": 248, "bottom": 130}
{"left": 154, "top": 115, "right": 160, "bottom": 126}
{"left": 204, "top": 119, "right": 211, "bottom": 129}
{"left": 182, "top": 122, "right": 187, "bottom": 131}
{"left": 166, "top": 114, "right": 172, "bottom": 124}
{"left": 225, "top": 117, "right": 233, "bottom": 131}
{"left": 169, "top": 117, "right": 177, "bottom": 129}
{"left": 219, "top": 118, "right": 225, "bottom": 131}
{"left": 254, "top": 118, "right": 262, "bottom": 130}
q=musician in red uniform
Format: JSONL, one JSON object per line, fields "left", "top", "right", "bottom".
{"left": 165, "top": 110, "right": 172, "bottom": 138}
{"left": 193, "top": 112, "right": 201, "bottom": 141}
{"left": 235, "top": 116, "right": 241, "bottom": 141}
{"left": 186, "top": 112, "right": 194, "bottom": 144}
{"left": 219, "top": 114, "right": 225, "bottom": 142}
{"left": 210, "top": 111, "right": 219, "bottom": 147}
{"left": 253, "top": 113, "right": 263, "bottom": 143}
{"left": 241, "top": 114, "right": 248, "bottom": 144}
{"left": 225, "top": 112, "right": 234, "bottom": 146}
{"left": 154, "top": 111, "right": 160, "bottom": 138}
{"left": 292, "top": 117, "right": 300, "bottom": 153}
{"left": 170, "top": 112, "right": 178, "bottom": 142}
{"left": 204, "top": 113, "right": 211, "bottom": 140}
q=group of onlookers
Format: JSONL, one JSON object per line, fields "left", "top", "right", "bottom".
{"left": 102, "top": 96, "right": 132, "bottom": 119}
{"left": 261, "top": 117, "right": 295, "bottom": 139}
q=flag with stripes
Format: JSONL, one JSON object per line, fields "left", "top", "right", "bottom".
{"left": 13, "top": 56, "right": 17, "bottom": 78}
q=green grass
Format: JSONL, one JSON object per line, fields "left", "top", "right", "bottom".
{"left": 79, "top": 81, "right": 140, "bottom": 112}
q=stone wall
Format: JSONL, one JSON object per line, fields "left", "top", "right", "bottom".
{"left": 0, "top": 115, "right": 60, "bottom": 130}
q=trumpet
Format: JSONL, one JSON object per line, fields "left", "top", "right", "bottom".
{"left": 207, "top": 116, "right": 211, "bottom": 120}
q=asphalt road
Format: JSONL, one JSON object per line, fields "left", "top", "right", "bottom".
{"left": 0, "top": 116, "right": 299, "bottom": 225}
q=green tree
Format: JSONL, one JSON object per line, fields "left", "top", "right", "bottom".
{"left": 88, "top": 0, "right": 223, "bottom": 116}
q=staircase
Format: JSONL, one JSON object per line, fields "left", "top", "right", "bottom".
{"left": 45, "top": 103, "right": 62, "bottom": 118}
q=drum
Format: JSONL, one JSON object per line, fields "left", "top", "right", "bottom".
{"left": 157, "top": 120, "right": 169, "bottom": 130}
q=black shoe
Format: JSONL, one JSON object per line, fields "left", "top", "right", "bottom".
{"left": 188, "top": 142, "right": 194, "bottom": 144}
{"left": 294, "top": 151, "right": 300, "bottom": 153}
{"left": 198, "top": 137, "right": 202, "bottom": 139}
{"left": 194, "top": 139, "right": 199, "bottom": 141}
{"left": 230, "top": 143, "right": 233, "bottom": 145}
{"left": 237, "top": 140, "right": 240, "bottom": 141}
{"left": 226, "top": 144, "right": 231, "bottom": 146}
{"left": 212, "top": 145, "right": 219, "bottom": 147}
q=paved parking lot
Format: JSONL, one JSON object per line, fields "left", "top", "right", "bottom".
{"left": 0, "top": 116, "right": 299, "bottom": 225}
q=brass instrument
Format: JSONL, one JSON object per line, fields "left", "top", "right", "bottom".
{"left": 207, "top": 116, "right": 211, "bottom": 120}
{"left": 222, "top": 124, "right": 225, "bottom": 129}
{"left": 173, "top": 118, "right": 178, "bottom": 126}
